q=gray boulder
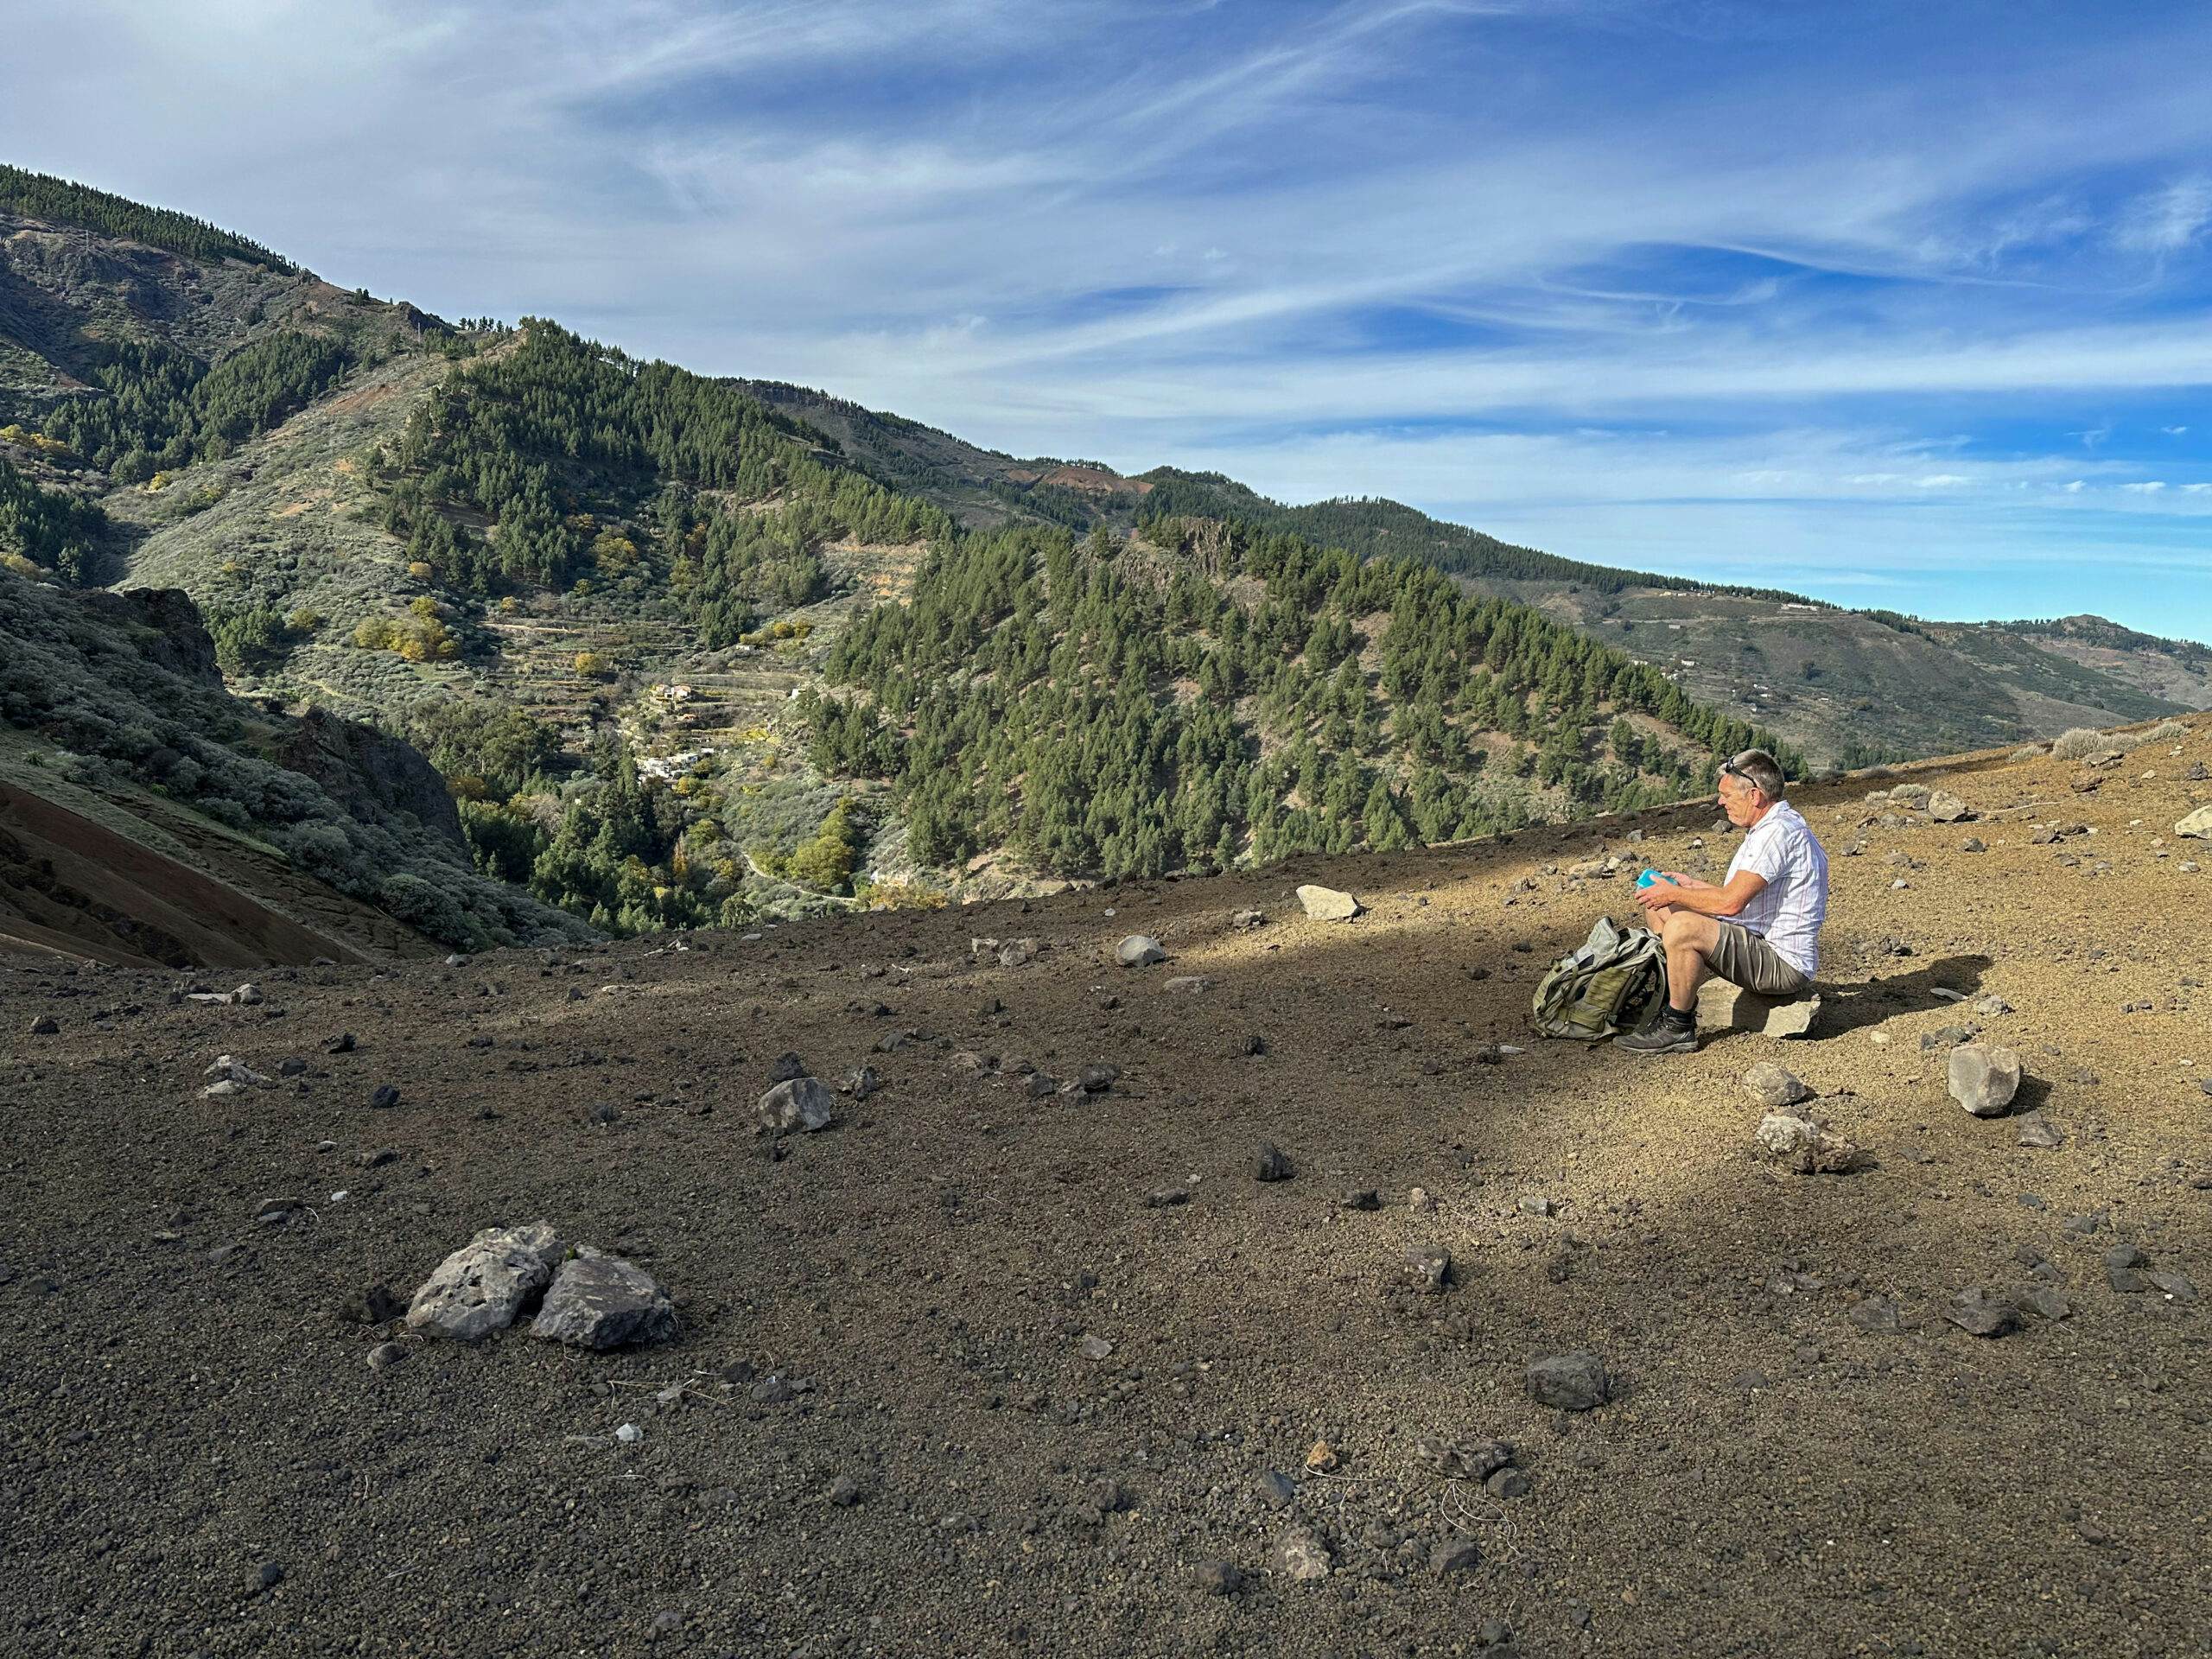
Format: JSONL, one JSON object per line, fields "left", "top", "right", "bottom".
{"left": 1755, "top": 1110, "right": 1859, "bottom": 1174}
{"left": 406, "top": 1220, "right": 562, "bottom": 1341}
{"left": 1928, "top": 789, "right": 1972, "bottom": 823}
{"left": 1948, "top": 1043, "right": 2022, "bottom": 1117}
{"left": 1525, "top": 1351, "right": 1611, "bottom": 1410}
{"left": 758, "top": 1077, "right": 836, "bottom": 1133}
{"left": 531, "top": 1248, "right": 677, "bottom": 1349}
{"left": 1295, "top": 884, "right": 1363, "bottom": 920}
{"left": 1744, "top": 1061, "right": 1811, "bottom": 1109}
{"left": 2177, "top": 805, "right": 2212, "bottom": 839}
{"left": 1116, "top": 934, "right": 1167, "bottom": 968}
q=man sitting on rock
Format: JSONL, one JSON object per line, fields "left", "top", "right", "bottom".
{"left": 1615, "top": 747, "right": 1829, "bottom": 1055}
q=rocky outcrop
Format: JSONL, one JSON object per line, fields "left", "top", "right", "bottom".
{"left": 79, "top": 587, "right": 221, "bottom": 683}
{"left": 272, "top": 709, "right": 465, "bottom": 851}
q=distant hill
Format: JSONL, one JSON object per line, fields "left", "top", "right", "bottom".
{"left": 736, "top": 379, "right": 2211, "bottom": 766}
{"left": 1, "top": 166, "right": 2204, "bottom": 944}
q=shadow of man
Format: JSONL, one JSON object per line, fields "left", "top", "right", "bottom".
{"left": 1813, "top": 954, "right": 1994, "bottom": 1037}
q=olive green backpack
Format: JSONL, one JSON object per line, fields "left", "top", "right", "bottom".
{"left": 1530, "top": 916, "right": 1670, "bottom": 1041}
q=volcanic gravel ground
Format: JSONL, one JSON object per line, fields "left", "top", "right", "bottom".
{"left": 3, "top": 734, "right": 2210, "bottom": 1658}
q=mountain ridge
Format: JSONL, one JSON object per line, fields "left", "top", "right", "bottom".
{"left": 3, "top": 168, "right": 2204, "bottom": 947}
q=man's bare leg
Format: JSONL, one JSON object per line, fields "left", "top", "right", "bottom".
{"left": 1657, "top": 909, "right": 1719, "bottom": 1015}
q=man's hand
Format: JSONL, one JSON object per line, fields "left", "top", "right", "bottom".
{"left": 1634, "top": 880, "right": 1677, "bottom": 912}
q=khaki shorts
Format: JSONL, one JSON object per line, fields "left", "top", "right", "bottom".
{"left": 1707, "top": 920, "right": 1813, "bottom": 997}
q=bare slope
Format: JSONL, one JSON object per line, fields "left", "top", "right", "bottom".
{"left": 3, "top": 717, "right": 2205, "bottom": 1656}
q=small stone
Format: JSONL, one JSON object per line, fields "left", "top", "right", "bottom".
{"left": 255, "top": 1561, "right": 283, "bottom": 1592}
{"left": 1928, "top": 789, "right": 1972, "bottom": 823}
{"left": 829, "top": 1475, "right": 861, "bottom": 1507}
{"left": 1961, "top": 836, "right": 1987, "bottom": 853}
{"left": 1849, "top": 1294, "right": 1901, "bottom": 1334}
{"left": 2175, "top": 804, "right": 2212, "bottom": 839}
{"left": 1144, "top": 1186, "right": 1190, "bottom": 1209}
{"left": 2015, "top": 1111, "right": 2066, "bottom": 1149}
{"left": 1518, "top": 1194, "right": 1555, "bottom": 1217}
{"left": 369, "top": 1084, "right": 401, "bottom": 1110}
{"left": 1077, "top": 1063, "right": 1120, "bottom": 1093}
{"left": 1256, "top": 1470, "right": 1299, "bottom": 1508}
{"left": 614, "top": 1422, "right": 645, "bottom": 1444}
{"left": 766, "top": 1051, "right": 809, "bottom": 1084}
{"left": 2018, "top": 1287, "right": 2072, "bottom": 1321}
{"left": 29, "top": 1015, "right": 59, "bottom": 1036}
{"left": 1116, "top": 935, "right": 1167, "bottom": 968}
{"left": 365, "top": 1341, "right": 407, "bottom": 1371}
{"left": 841, "top": 1065, "right": 881, "bottom": 1098}
{"left": 1273, "top": 1529, "right": 1332, "bottom": 1581}
{"left": 757, "top": 1077, "right": 836, "bottom": 1134}
{"left": 1408, "top": 1186, "right": 1436, "bottom": 1213}
{"left": 1974, "top": 994, "right": 2012, "bottom": 1016}
{"left": 1255, "top": 1141, "right": 1294, "bottom": 1182}
{"left": 1525, "top": 1351, "right": 1611, "bottom": 1410}
{"left": 1402, "top": 1245, "right": 1452, "bottom": 1294}
{"left": 1341, "top": 1188, "right": 1381, "bottom": 1211}
{"left": 1484, "top": 1467, "right": 1532, "bottom": 1498}
{"left": 1744, "top": 1061, "right": 1812, "bottom": 1109}
{"left": 2148, "top": 1269, "right": 2199, "bottom": 1303}
{"left": 232, "top": 984, "right": 264, "bottom": 1006}
{"left": 1304, "top": 1440, "right": 1339, "bottom": 1472}
{"left": 1230, "top": 909, "right": 1268, "bottom": 929}
{"left": 1732, "top": 1369, "right": 1771, "bottom": 1390}
{"left": 1191, "top": 1560, "right": 1243, "bottom": 1596}
{"left": 996, "top": 938, "right": 1037, "bottom": 969}
{"left": 2102, "top": 1243, "right": 2150, "bottom": 1293}
{"left": 1162, "top": 975, "right": 1211, "bottom": 995}
{"left": 1079, "top": 1333, "right": 1115, "bottom": 1362}
{"left": 1294, "top": 884, "right": 1362, "bottom": 921}
{"left": 1945, "top": 1288, "right": 2018, "bottom": 1338}
{"left": 1948, "top": 1043, "right": 2022, "bottom": 1117}
{"left": 1433, "top": 1539, "right": 1483, "bottom": 1575}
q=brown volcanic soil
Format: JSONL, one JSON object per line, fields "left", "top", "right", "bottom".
{"left": 3, "top": 732, "right": 2209, "bottom": 1659}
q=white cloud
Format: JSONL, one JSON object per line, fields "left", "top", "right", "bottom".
{"left": 2113, "top": 176, "right": 2212, "bottom": 253}
{"left": 2120, "top": 480, "right": 2168, "bottom": 492}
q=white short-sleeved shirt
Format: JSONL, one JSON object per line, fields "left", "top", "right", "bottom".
{"left": 1725, "top": 800, "right": 1828, "bottom": 977}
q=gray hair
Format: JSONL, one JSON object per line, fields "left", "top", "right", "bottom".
{"left": 1722, "top": 748, "right": 1786, "bottom": 800}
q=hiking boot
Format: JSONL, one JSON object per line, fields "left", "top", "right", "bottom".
{"left": 1613, "top": 1020, "right": 1697, "bottom": 1055}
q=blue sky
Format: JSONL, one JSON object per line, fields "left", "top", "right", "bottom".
{"left": 8, "top": 1, "right": 2211, "bottom": 639}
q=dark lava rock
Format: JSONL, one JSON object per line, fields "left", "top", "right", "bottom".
{"left": 327, "top": 1033, "right": 356, "bottom": 1054}
{"left": 1256, "top": 1470, "right": 1298, "bottom": 1509}
{"left": 29, "top": 1015, "right": 59, "bottom": 1036}
{"left": 1191, "top": 1560, "right": 1243, "bottom": 1596}
{"left": 1433, "top": 1539, "right": 1483, "bottom": 1575}
{"left": 829, "top": 1475, "right": 861, "bottom": 1507}
{"left": 767, "top": 1051, "right": 809, "bottom": 1084}
{"left": 369, "top": 1084, "right": 400, "bottom": 1109}
{"left": 1145, "top": 1186, "right": 1191, "bottom": 1209}
{"left": 1525, "top": 1352, "right": 1611, "bottom": 1410}
{"left": 530, "top": 1249, "right": 678, "bottom": 1349}
{"left": 1945, "top": 1288, "right": 2018, "bottom": 1337}
{"left": 1402, "top": 1244, "right": 1451, "bottom": 1294}
{"left": 1255, "top": 1141, "right": 1295, "bottom": 1182}
{"left": 1341, "top": 1188, "right": 1382, "bottom": 1211}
